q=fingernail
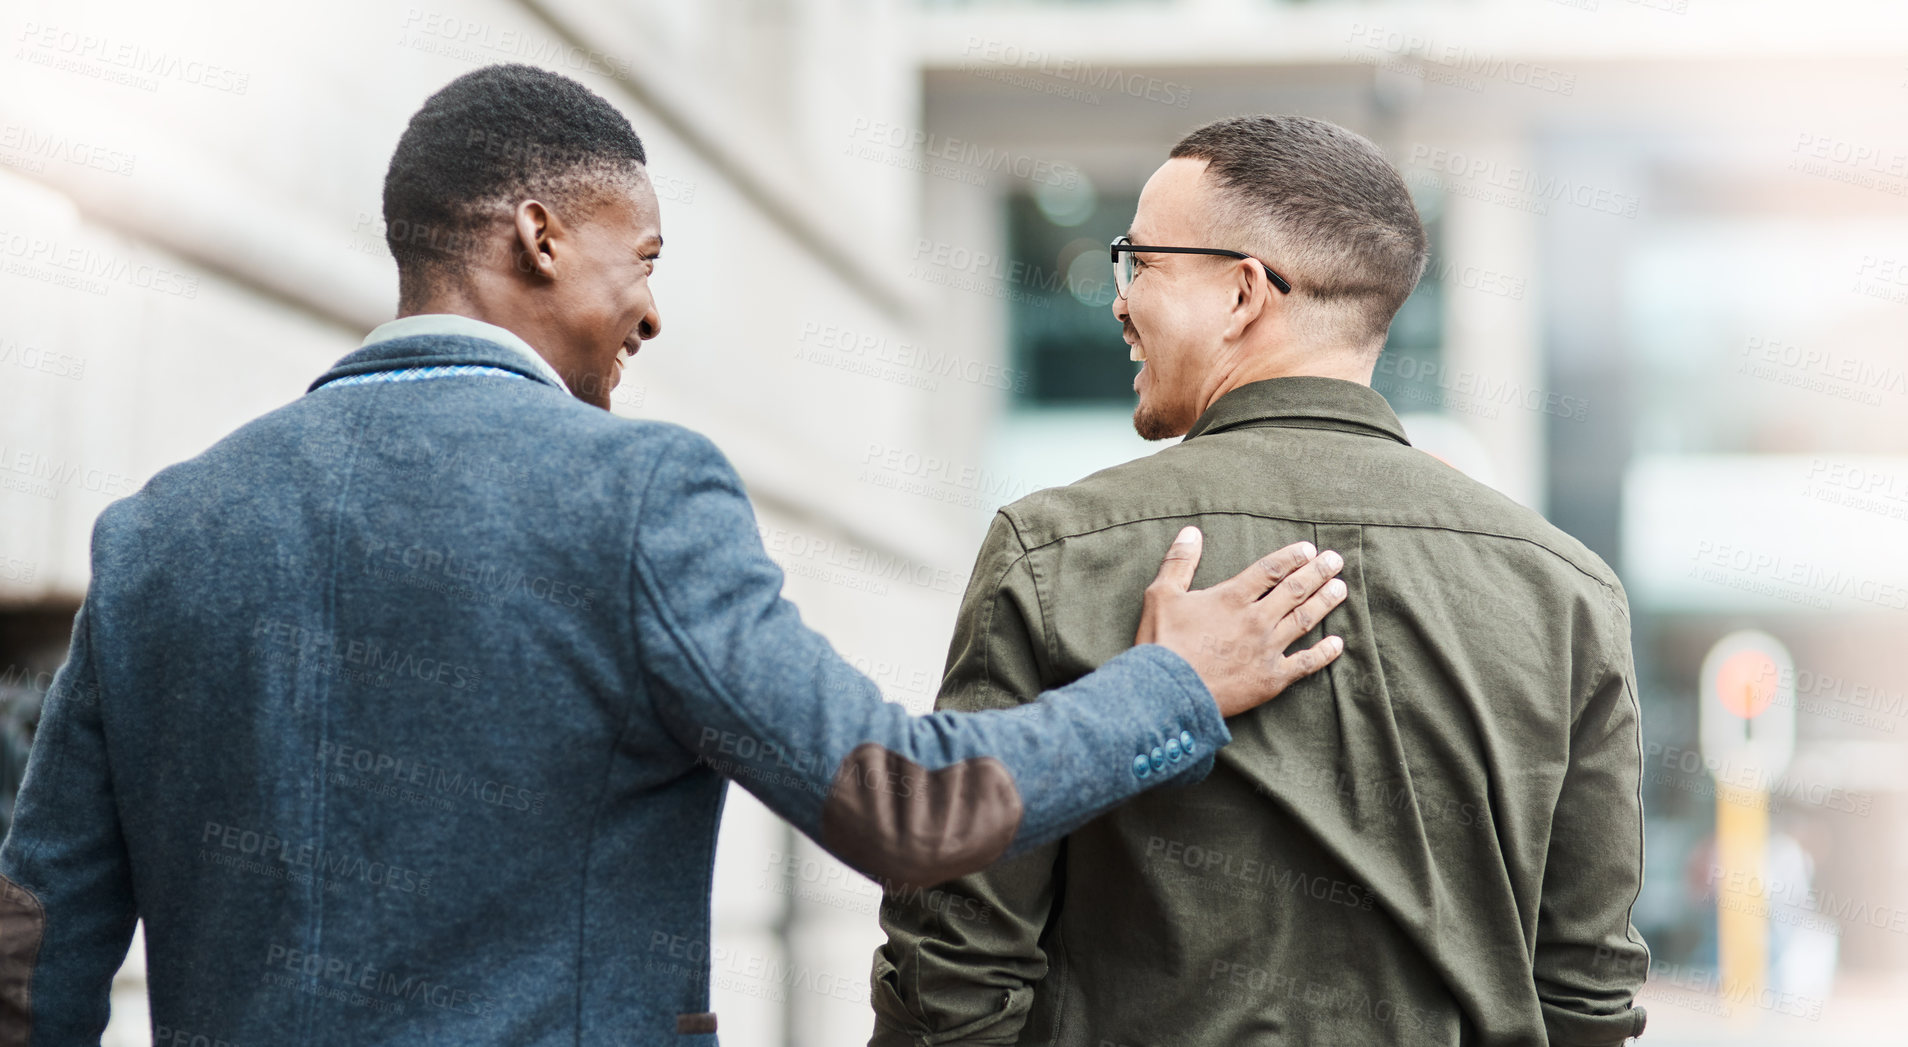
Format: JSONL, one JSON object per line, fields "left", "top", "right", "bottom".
{"left": 1329, "top": 636, "right": 1344, "bottom": 653}
{"left": 1323, "top": 550, "right": 1343, "bottom": 570}
{"left": 1298, "top": 541, "right": 1317, "bottom": 558}
{"left": 1328, "top": 579, "right": 1346, "bottom": 598}
{"left": 1177, "top": 525, "right": 1201, "bottom": 543}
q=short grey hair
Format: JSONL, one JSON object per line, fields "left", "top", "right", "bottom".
{"left": 1170, "top": 115, "right": 1427, "bottom": 351}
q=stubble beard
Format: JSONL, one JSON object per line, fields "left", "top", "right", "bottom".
{"left": 1132, "top": 393, "right": 1185, "bottom": 441}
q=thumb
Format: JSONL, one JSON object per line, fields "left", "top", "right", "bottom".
{"left": 1150, "top": 526, "right": 1204, "bottom": 594}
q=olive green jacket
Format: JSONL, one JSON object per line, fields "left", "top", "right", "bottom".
{"left": 870, "top": 377, "right": 1648, "bottom": 1047}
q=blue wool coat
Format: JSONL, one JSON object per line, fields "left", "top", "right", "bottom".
{"left": 0, "top": 332, "right": 1227, "bottom": 1046}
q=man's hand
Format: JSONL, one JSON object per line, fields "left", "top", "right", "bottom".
{"left": 1135, "top": 526, "right": 1347, "bottom": 717}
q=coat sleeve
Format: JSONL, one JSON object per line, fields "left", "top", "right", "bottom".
{"left": 0, "top": 598, "right": 138, "bottom": 1045}
{"left": 1532, "top": 586, "right": 1649, "bottom": 1045}
{"left": 628, "top": 427, "right": 1232, "bottom": 891}
{"left": 868, "top": 510, "right": 1081, "bottom": 1046}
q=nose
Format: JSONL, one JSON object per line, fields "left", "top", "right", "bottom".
{"left": 637, "top": 301, "right": 661, "bottom": 341}
{"left": 1111, "top": 289, "right": 1129, "bottom": 324}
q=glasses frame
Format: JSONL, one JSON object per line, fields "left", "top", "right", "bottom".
{"left": 1110, "top": 235, "right": 1292, "bottom": 296}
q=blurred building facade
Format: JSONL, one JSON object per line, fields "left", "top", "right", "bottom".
{"left": 3, "top": 0, "right": 1907, "bottom": 1044}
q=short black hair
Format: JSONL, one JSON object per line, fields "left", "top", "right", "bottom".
{"left": 382, "top": 63, "right": 647, "bottom": 304}
{"left": 1171, "top": 116, "right": 1426, "bottom": 349}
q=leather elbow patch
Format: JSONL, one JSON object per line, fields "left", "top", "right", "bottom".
{"left": 0, "top": 875, "right": 43, "bottom": 1047}
{"left": 820, "top": 743, "right": 1023, "bottom": 891}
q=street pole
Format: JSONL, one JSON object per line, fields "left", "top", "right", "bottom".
{"left": 1700, "top": 630, "right": 1795, "bottom": 1021}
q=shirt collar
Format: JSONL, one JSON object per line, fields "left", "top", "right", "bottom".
{"left": 1181, "top": 376, "right": 1411, "bottom": 446}
{"left": 361, "top": 314, "right": 570, "bottom": 394}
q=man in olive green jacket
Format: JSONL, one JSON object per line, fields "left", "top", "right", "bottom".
{"left": 870, "top": 116, "right": 1648, "bottom": 1046}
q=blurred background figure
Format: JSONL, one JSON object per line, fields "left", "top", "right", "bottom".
{"left": 1, "top": 0, "right": 1905, "bottom": 1044}
{"left": 1766, "top": 820, "right": 1840, "bottom": 1005}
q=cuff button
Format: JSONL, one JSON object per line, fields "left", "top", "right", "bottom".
{"left": 1149, "top": 747, "right": 1166, "bottom": 773}
{"left": 1165, "top": 738, "right": 1183, "bottom": 762}
{"left": 1132, "top": 754, "right": 1152, "bottom": 779}
{"left": 1180, "top": 730, "right": 1196, "bottom": 755}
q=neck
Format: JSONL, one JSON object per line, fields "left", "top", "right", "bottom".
{"left": 401, "top": 287, "right": 570, "bottom": 379}
{"left": 1194, "top": 340, "right": 1375, "bottom": 417}
{"left": 402, "top": 290, "right": 523, "bottom": 344}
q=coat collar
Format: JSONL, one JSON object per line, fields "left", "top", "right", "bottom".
{"left": 308, "top": 334, "right": 571, "bottom": 394}
{"left": 1181, "top": 376, "right": 1411, "bottom": 446}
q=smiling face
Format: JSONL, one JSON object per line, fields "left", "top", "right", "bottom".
{"left": 536, "top": 175, "right": 663, "bottom": 409}
{"left": 1119, "top": 158, "right": 1255, "bottom": 439}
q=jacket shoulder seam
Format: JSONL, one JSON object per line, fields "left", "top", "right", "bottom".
{"left": 977, "top": 513, "right": 1042, "bottom": 708}
{"left": 626, "top": 429, "right": 785, "bottom": 758}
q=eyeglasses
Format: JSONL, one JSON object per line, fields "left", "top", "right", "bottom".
{"left": 1110, "top": 235, "right": 1292, "bottom": 297}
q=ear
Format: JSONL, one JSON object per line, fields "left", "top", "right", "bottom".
{"left": 1222, "top": 256, "right": 1273, "bottom": 341}
{"left": 512, "top": 200, "right": 563, "bottom": 279}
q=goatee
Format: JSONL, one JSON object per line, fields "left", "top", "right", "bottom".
{"left": 1132, "top": 400, "right": 1179, "bottom": 441}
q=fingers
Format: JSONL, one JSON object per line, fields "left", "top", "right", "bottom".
{"left": 1270, "top": 576, "right": 1349, "bottom": 651}
{"left": 1211, "top": 540, "right": 1317, "bottom": 603}
{"left": 1273, "top": 634, "right": 1346, "bottom": 686}
{"left": 1209, "top": 628, "right": 1346, "bottom": 717}
{"left": 1147, "top": 526, "right": 1205, "bottom": 596}
{"left": 1258, "top": 548, "right": 1344, "bottom": 619}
